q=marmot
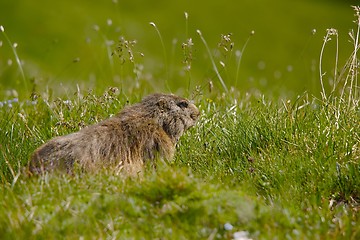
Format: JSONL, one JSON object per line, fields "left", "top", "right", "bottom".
{"left": 28, "top": 93, "right": 200, "bottom": 175}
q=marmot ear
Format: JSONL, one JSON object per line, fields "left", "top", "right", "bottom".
{"left": 157, "top": 97, "right": 169, "bottom": 110}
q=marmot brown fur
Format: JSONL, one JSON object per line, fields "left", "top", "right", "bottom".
{"left": 28, "top": 93, "right": 200, "bottom": 175}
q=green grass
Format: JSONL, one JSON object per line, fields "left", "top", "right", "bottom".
{"left": 0, "top": 90, "right": 359, "bottom": 239}
{"left": 0, "top": 89, "right": 359, "bottom": 238}
{"left": 0, "top": 2, "right": 360, "bottom": 239}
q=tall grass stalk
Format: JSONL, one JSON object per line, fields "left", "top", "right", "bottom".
{"left": 0, "top": 25, "right": 28, "bottom": 92}
{"left": 197, "top": 29, "right": 229, "bottom": 93}
{"left": 184, "top": 12, "right": 189, "bottom": 39}
{"left": 319, "top": 29, "right": 337, "bottom": 101}
{"left": 319, "top": 6, "right": 359, "bottom": 108}
{"left": 332, "top": 30, "right": 339, "bottom": 94}
{"left": 150, "top": 22, "right": 170, "bottom": 89}
{"left": 336, "top": 6, "right": 360, "bottom": 108}
{"left": 182, "top": 12, "right": 193, "bottom": 93}
{"left": 235, "top": 31, "right": 254, "bottom": 86}
{"left": 346, "top": 6, "right": 360, "bottom": 107}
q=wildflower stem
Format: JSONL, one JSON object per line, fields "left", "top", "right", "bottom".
{"left": 197, "top": 29, "right": 228, "bottom": 93}
{"left": 348, "top": 13, "right": 360, "bottom": 107}
{"left": 319, "top": 32, "right": 329, "bottom": 101}
{"left": 235, "top": 31, "right": 254, "bottom": 86}
{"left": 0, "top": 26, "right": 28, "bottom": 92}
{"left": 332, "top": 32, "right": 339, "bottom": 94}
{"left": 150, "top": 22, "right": 170, "bottom": 89}
{"left": 184, "top": 12, "right": 189, "bottom": 39}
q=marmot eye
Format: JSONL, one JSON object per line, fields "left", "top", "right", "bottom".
{"left": 177, "top": 101, "right": 188, "bottom": 108}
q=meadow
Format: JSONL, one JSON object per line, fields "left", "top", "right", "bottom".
{"left": 0, "top": 1, "right": 359, "bottom": 239}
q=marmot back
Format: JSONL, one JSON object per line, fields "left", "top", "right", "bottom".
{"left": 29, "top": 93, "right": 200, "bottom": 175}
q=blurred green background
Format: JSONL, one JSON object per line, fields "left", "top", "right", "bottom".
{"left": 0, "top": 0, "right": 358, "bottom": 98}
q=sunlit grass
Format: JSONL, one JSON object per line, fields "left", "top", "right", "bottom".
{"left": 0, "top": 84, "right": 358, "bottom": 238}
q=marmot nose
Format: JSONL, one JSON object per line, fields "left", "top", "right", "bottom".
{"left": 190, "top": 107, "right": 200, "bottom": 121}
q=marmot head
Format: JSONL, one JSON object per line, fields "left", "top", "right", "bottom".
{"left": 140, "top": 93, "right": 200, "bottom": 142}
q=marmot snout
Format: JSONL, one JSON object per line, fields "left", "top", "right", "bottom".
{"left": 29, "top": 93, "right": 200, "bottom": 175}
